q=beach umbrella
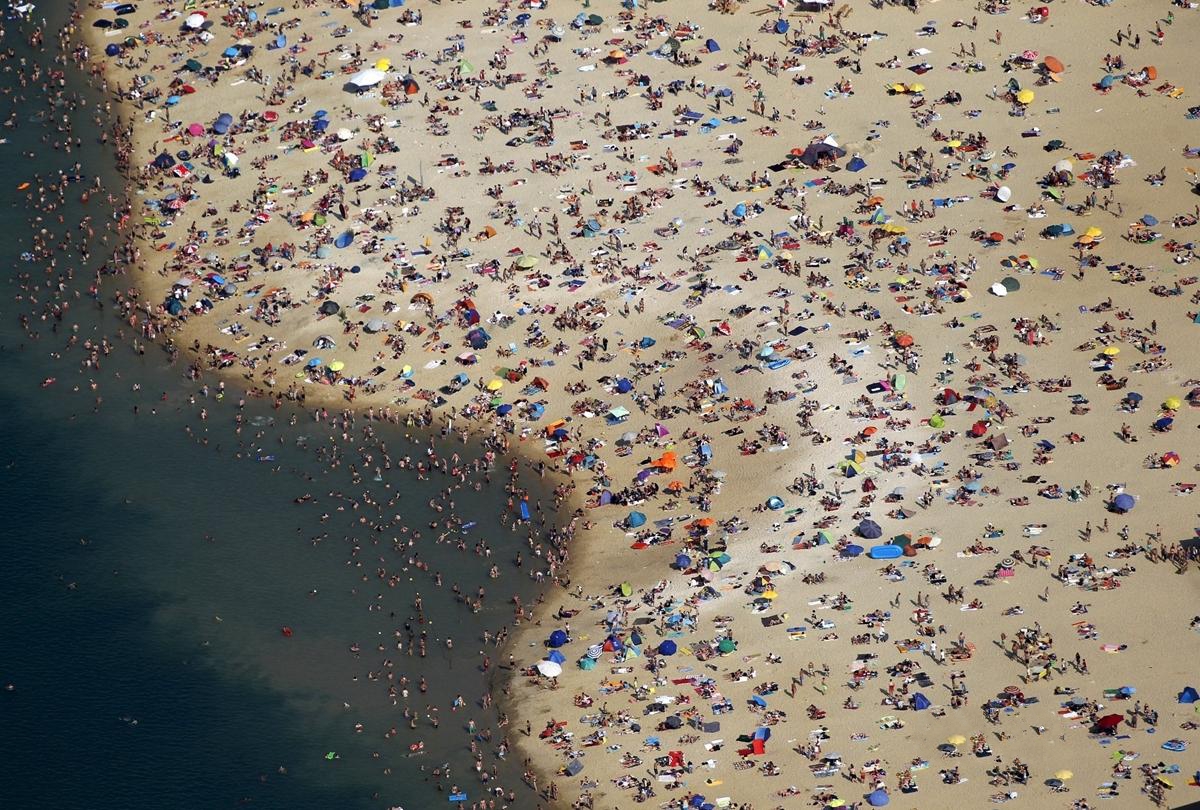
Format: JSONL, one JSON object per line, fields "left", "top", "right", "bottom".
{"left": 348, "top": 167, "right": 367, "bottom": 182}
{"left": 516, "top": 255, "right": 539, "bottom": 268}
{"left": 996, "top": 186, "right": 1012, "bottom": 203}
{"left": 947, "top": 735, "right": 967, "bottom": 745}
{"left": 1111, "top": 493, "right": 1135, "bottom": 513}
{"left": 334, "top": 231, "right": 354, "bottom": 248}
{"left": 328, "top": 361, "right": 345, "bottom": 372}
{"left": 364, "top": 319, "right": 387, "bottom": 333}
{"left": 1102, "top": 346, "right": 1120, "bottom": 356}
{"left": 717, "top": 638, "right": 736, "bottom": 654}
{"left": 766, "top": 496, "right": 785, "bottom": 510}
{"left": 319, "top": 300, "right": 340, "bottom": 315}
{"left": 1015, "top": 89, "right": 1035, "bottom": 105}
{"left": 536, "top": 660, "right": 563, "bottom": 678}
{"left": 1001, "top": 277, "right": 1020, "bottom": 292}
{"left": 658, "top": 640, "right": 677, "bottom": 656}
{"left": 674, "top": 553, "right": 692, "bottom": 569}
{"left": 1097, "top": 714, "right": 1122, "bottom": 732}
{"left": 989, "top": 283, "right": 1008, "bottom": 297}
{"left": 348, "top": 68, "right": 386, "bottom": 88}
{"left": 547, "top": 629, "right": 568, "bottom": 648}
{"left": 1165, "top": 396, "right": 1182, "bottom": 410}
{"left": 937, "top": 743, "right": 958, "bottom": 754}
{"left": 866, "top": 789, "right": 890, "bottom": 807}
{"left": 578, "top": 657, "right": 596, "bottom": 670}
{"left": 105, "top": 43, "right": 122, "bottom": 57}
{"left": 627, "top": 511, "right": 647, "bottom": 528}
{"left": 1100, "top": 74, "right": 1116, "bottom": 89}
{"left": 212, "top": 113, "right": 234, "bottom": 134}
{"left": 184, "top": 12, "right": 206, "bottom": 29}
{"left": 842, "top": 544, "right": 864, "bottom": 558}
{"left": 857, "top": 519, "right": 882, "bottom": 539}
{"left": 1142, "top": 214, "right": 1158, "bottom": 227}
{"left": 1043, "top": 56, "right": 1064, "bottom": 74}
{"left": 336, "top": 127, "right": 354, "bottom": 141}
{"left": 486, "top": 379, "right": 504, "bottom": 391}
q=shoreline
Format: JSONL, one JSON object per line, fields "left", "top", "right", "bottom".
{"left": 72, "top": 1, "right": 1200, "bottom": 808}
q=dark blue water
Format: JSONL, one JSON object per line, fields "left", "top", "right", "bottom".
{"left": 0, "top": 8, "right": 542, "bottom": 809}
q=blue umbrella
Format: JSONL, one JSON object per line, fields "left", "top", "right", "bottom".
{"left": 658, "top": 640, "right": 677, "bottom": 656}
{"left": 616, "top": 378, "right": 633, "bottom": 393}
{"left": 867, "top": 789, "right": 890, "bottom": 807}
{"left": 334, "top": 231, "right": 354, "bottom": 248}
{"left": 1112, "top": 493, "right": 1135, "bottom": 513}
{"left": 1099, "top": 74, "right": 1115, "bottom": 88}
{"left": 857, "top": 519, "right": 882, "bottom": 539}
{"left": 548, "top": 629, "right": 568, "bottom": 648}
{"left": 674, "top": 553, "right": 692, "bottom": 569}
{"left": 842, "top": 544, "right": 864, "bottom": 557}
{"left": 213, "top": 112, "right": 233, "bottom": 134}
{"left": 348, "top": 167, "right": 367, "bottom": 181}
{"left": 1142, "top": 214, "right": 1158, "bottom": 227}
{"left": 732, "top": 203, "right": 747, "bottom": 218}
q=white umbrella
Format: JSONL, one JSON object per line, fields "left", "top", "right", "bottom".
{"left": 349, "top": 69, "right": 386, "bottom": 88}
{"left": 995, "top": 185, "right": 1012, "bottom": 203}
{"left": 184, "top": 12, "right": 206, "bottom": 29}
{"left": 536, "top": 660, "right": 563, "bottom": 678}
{"left": 336, "top": 128, "right": 354, "bottom": 141}
{"left": 990, "top": 282, "right": 1008, "bottom": 297}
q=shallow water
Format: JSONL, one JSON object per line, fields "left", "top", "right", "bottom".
{"left": 0, "top": 9, "right": 545, "bottom": 809}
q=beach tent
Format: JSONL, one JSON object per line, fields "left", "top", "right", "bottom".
{"left": 547, "top": 629, "right": 568, "bottom": 648}
{"left": 546, "top": 649, "right": 566, "bottom": 664}
{"left": 795, "top": 141, "right": 846, "bottom": 168}
{"left": 1179, "top": 686, "right": 1199, "bottom": 704}
{"left": 847, "top": 155, "right": 868, "bottom": 172}
{"left": 913, "top": 693, "right": 932, "bottom": 710}
{"left": 705, "top": 38, "right": 720, "bottom": 52}
{"left": 627, "top": 511, "right": 647, "bottom": 528}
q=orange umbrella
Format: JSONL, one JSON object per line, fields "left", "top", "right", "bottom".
{"left": 1043, "top": 56, "right": 1064, "bottom": 74}
{"left": 1144, "top": 66, "right": 1157, "bottom": 80}
{"left": 655, "top": 452, "right": 677, "bottom": 471}
{"left": 666, "top": 480, "right": 684, "bottom": 491}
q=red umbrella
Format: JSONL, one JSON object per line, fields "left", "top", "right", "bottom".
{"left": 262, "top": 110, "right": 279, "bottom": 122}
{"left": 1097, "top": 714, "right": 1122, "bottom": 732}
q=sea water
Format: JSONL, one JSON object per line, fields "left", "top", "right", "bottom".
{"left": 0, "top": 7, "right": 545, "bottom": 809}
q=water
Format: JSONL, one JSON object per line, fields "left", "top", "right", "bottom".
{"left": 0, "top": 8, "right": 545, "bottom": 809}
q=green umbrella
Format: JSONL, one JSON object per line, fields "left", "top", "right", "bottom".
{"left": 717, "top": 638, "right": 737, "bottom": 654}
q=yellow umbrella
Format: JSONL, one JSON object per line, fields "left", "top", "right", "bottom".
{"left": 762, "top": 590, "right": 778, "bottom": 600}
{"left": 778, "top": 250, "right": 793, "bottom": 261}
{"left": 1165, "top": 396, "right": 1182, "bottom": 410}
{"left": 947, "top": 735, "right": 967, "bottom": 745}
{"left": 1016, "top": 89, "right": 1035, "bottom": 104}
{"left": 947, "top": 139, "right": 962, "bottom": 148}
{"left": 374, "top": 58, "right": 391, "bottom": 71}
{"left": 1055, "top": 770, "right": 1074, "bottom": 781}
{"left": 329, "top": 360, "right": 345, "bottom": 372}
{"left": 909, "top": 83, "right": 925, "bottom": 93}
{"left": 486, "top": 379, "right": 504, "bottom": 391}
{"left": 890, "top": 82, "right": 906, "bottom": 93}
{"left": 1085, "top": 226, "right": 1103, "bottom": 238}
{"left": 1102, "top": 346, "right": 1120, "bottom": 356}
{"left": 516, "top": 255, "right": 539, "bottom": 269}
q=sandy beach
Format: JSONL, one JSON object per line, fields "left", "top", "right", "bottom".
{"left": 70, "top": 0, "right": 1200, "bottom": 807}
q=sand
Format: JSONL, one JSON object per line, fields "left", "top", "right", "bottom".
{"left": 77, "top": 0, "right": 1200, "bottom": 807}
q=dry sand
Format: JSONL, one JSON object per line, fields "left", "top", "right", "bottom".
{"left": 78, "top": 0, "right": 1200, "bottom": 807}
